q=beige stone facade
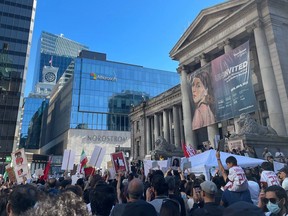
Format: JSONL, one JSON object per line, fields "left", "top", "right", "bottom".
{"left": 130, "top": 0, "right": 288, "bottom": 159}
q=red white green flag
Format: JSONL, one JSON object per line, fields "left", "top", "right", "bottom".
{"left": 79, "top": 149, "right": 88, "bottom": 173}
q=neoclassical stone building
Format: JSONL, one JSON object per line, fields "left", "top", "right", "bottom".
{"left": 130, "top": 0, "right": 288, "bottom": 159}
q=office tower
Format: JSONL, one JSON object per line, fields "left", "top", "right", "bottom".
{"left": 43, "top": 50, "right": 180, "bottom": 171}
{"left": 0, "top": 0, "right": 37, "bottom": 172}
{"left": 32, "top": 31, "right": 89, "bottom": 92}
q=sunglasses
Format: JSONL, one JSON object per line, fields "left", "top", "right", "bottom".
{"left": 262, "top": 198, "right": 279, "bottom": 204}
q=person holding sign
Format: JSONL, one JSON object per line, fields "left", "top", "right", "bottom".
{"left": 189, "top": 71, "right": 215, "bottom": 130}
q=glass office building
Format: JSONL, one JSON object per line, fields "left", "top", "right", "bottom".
{"left": 20, "top": 97, "right": 48, "bottom": 149}
{"left": 0, "top": 0, "right": 36, "bottom": 171}
{"left": 32, "top": 31, "right": 89, "bottom": 92}
{"left": 43, "top": 51, "right": 179, "bottom": 168}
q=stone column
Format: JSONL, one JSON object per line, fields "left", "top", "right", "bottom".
{"left": 154, "top": 114, "right": 159, "bottom": 142}
{"left": 163, "top": 109, "right": 170, "bottom": 144}
{"left": 179, "top": 106, "right": 185, "bottom": 144}
{"left": 169, "top": 110, "right": 173, "bottom": 145}
{"left": 177, "top": 66, "right": 197, "bottom": 149}
{"left": 248, "top": 21, "right": 287, "bottom": 136}
{"left": 159, "top": 113, "right": 163, "bottom": 137}
{"left": 146, "top": 117, "right": 151, "bottom": 154}
{"left": 173, "top": 105, "right": 181, "bottom": 148}
{"left": 199, "top": 54, "right": 219, "bottom": 148}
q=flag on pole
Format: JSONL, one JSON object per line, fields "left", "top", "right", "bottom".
{"left": 49, "top": 56, "right": 53, "bottom": 66}
{"left": 182, "top": 142, "right": 197, "bottom": 158}
{"left": 40, "top": 155, "right": 52, "bottom": 181}
{"left": 79, "top": 149, "right": 88, "bottom": 174}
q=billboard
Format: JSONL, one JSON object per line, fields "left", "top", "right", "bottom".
{"left": 188, "top": 41, "right": 256, "bottom": 130}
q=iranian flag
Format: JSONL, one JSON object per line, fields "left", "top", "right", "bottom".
{"left": 79, "top": 149, "right": 88, "bottom": 173}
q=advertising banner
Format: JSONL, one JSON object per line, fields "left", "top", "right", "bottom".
{"left": 11, "top": 148, "right": 31, "bottom": 184}
{"left": 188, "top": 41, "right": 256, "bottom": 130}
{"left": 211, "top": 41, "right": 256, "bottom": 121}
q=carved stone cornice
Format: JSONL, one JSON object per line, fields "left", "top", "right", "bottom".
{"left": 246, "top": 19, "right": 264, "bottom": 33}
{"left": 217, "top": 38, "right": 233, "bottom": 50}
{"left": 177, "top": 65, "right": 190, "bottom": 74}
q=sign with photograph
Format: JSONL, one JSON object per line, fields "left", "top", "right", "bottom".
{"left": 111, "top": 152, "right": 127, "bottom": 173}
{"left": 11, "top": 148, "right": 31, "bottom": 183}
{"left": 227, "top": 139, "right": 244, "bottom": 152}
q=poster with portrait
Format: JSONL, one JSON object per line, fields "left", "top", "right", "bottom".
{"left": 170, "top": 157, "right": 181, "bottom": 170}
{"left": 188, "top": 63, "right": 216, "bottom": 130}
{"left": 187, "top": 41, "right": 256, "bottom": 131}
{"left": 111, "top": 152, "right": 127, "bottom": 173}
{"left": 11, "top": 148, "right": 31, "bottom": 184}
{"left": 227, "top": 139, "right": 244, "bottom": 152}
{"left": 211, "top": 41, "right": 256, "bottom": 121}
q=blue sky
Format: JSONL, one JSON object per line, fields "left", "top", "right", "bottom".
{"left": 25, "top": 0, "right": 225, "bottom": 96}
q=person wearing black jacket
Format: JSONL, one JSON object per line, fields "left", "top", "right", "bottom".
{"left": 189, "top": 181, "right": 224, "bottom": 216}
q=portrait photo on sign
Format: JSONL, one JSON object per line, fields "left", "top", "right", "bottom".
{"left": 188, "top": 64, "right": 216, "bottom": 130}
{"left": 171, "top": 157, "right": 181, "bottom": 169}
{"left": 111, "top": 152, "right": 127, "bottom": 173}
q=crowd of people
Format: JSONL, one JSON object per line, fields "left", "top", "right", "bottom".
{"left": 0, "top": 149, "right": 288, "bottom": 216}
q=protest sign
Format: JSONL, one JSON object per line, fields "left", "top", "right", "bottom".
{"left": 11, "top": 148, "right": 31, "bottom": 184}
{"left": 61, "top": 149, "right": 75, "bottom": 171}
{"left": 89, "top": 145, "right": 106, "bottom": 168}
{"left": 111, "top": 152, "right": 127, "bottom": 173}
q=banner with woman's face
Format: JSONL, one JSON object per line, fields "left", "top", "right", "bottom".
{"left": 187, "top": 41, "right": 257, "bottom": 130}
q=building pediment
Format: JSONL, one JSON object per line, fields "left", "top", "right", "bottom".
{"left": 170, "top": 0, "right": 250, "bottom": 60}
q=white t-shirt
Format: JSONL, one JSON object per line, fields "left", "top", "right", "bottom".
{"left": 282, "top": 177, "right": 288, "bottom": 191}
{"left": 260, "top": 170, "right": 280, "bottom": 187}
{"left": 224, "top": 166, "right": 248, "bottom": 192}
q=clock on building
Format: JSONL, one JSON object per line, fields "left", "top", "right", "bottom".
{"left": 44, "top": 72, "right": 56, "bottom": 82}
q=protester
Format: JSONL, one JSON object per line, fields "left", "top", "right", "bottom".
{"left": 258, "top": 185, "right": 288, "bottom": 216}
{"left": 121, "top": 178, "right": 157, "bottom": 216}
{"left": 89, "top": 183, "right": 116, "bottom": 216}
{"left": 275, "top": 148, "right": 285, "bottom": 163}
{"left": 165, "top": 176, "right": 186, "bottom": 216}
{"left": 23, "top": 191, "right": 90, "bottom": 216}
{"left": 262, "top": 147, "right": 272, "bottom": 160}
{"left": 278, "top": 167, "right": 288, "bottom": 192}
{"left": 146, "top": 173, "right": 169, "bottom": 213}
{"left": 160, "top": 198, "right": 181, "bottom": 216}
{"left": 223, "top": 201, "right": 265, "bottom": 216}
{"left": 189, "top": 181, "right": 224, "bottom": 216}
{"left": 216, "top": 151, "right": 248, "bottom": 192}
{"left": 260, "top": 162, "right": 280, "bottom": 189}
{"left": 6, "top": 184, "right": 40, "bottom": 216}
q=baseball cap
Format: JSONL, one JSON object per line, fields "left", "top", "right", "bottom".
{"left": 200, "top": 181, "right": 217, "bottom": 195}
{"left": 278, "top": 166, "right": 288, "bottom": 174}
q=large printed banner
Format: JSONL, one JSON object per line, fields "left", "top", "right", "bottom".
{"left": 188, "top": 41, "right": 256, "bottom": 130}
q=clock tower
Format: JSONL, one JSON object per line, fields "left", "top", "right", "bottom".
{"left": 42, "top": 66, "right": 58, "bottom": 84}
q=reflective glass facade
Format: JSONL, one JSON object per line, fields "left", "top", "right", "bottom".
{"left": 32, "top": 31, "right": 89, "bottom": 92}
{"left": 69, "top": 57, "right": 179, "bottom": 131}
{"left": 20, "top": 97, "right": 48, "bottom": 149}
{"left": 0, "top": 0, "right": 36, "bottom": 169}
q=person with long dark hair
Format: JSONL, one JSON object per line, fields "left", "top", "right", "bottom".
{"left": 189, "top": 71, "right": 215, "bottom": 130}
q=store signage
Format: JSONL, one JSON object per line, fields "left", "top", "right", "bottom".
{"left": 86, "top": 135, "right": 128, "bottom": 143}
{"left": 90, "top": 72, "right": 117, "bottom": 82}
